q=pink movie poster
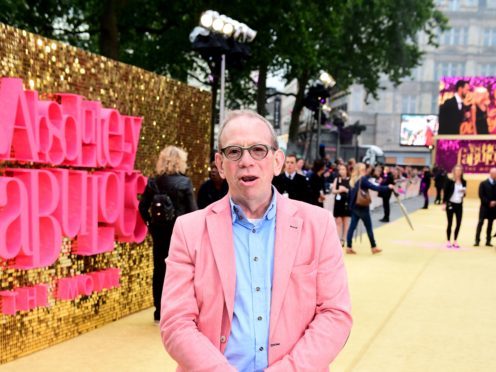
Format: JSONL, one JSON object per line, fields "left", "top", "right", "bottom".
{"left": 438, "top": 76, "right": 496, "bottom": 135}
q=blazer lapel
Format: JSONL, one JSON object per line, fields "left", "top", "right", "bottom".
{"left": 206, "top": 196, "right": 236, "bottom": 322}
{"left": 269, "top": 193, "right": 302, "bottom": 339}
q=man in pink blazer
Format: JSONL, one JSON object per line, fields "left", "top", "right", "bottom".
{"left": 160, "top": 110, "right": 352, "bottom": 371}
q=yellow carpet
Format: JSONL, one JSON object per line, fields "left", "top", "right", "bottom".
{"left": 2, "top": 199, "right": 496, "bottom": 372}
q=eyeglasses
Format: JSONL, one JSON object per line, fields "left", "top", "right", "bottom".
{"left": 220, "top": 144, "right": 276, "bottom": 161}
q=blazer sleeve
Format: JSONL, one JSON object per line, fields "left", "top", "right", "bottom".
{"left": 160, "top": 218, "right": 236, "bottom": 371}
{"left": 265, "top": 212, "right": 353, "bottom": 371}
{"left": 479, "top": 181, "right": 490, "bottom": 207}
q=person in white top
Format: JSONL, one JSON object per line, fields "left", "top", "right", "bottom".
{"left": 443, "top": 165, "right": 466, "bottom": 248}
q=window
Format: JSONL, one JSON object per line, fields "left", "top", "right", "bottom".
{"left": 402, "top": 95, "right": 417, "bottom": 113}
{"left": 478, "top": 64, "right": 496, "bottom": 75}
{"left": 482, "top": 28, "right": 496, "bottom": 46}
{"left": 435, "top": 62, "right": 465, "bottom": 81}
{"left": 441, "top": 27, "right": 468, "bottom": 45}
{"left": 465, "top": 0, "right": 477, "bottom": 6}
{"left": 448, "top": 0, "right": 460, "bottom": 10}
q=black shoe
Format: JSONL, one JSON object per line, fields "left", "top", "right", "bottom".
{"left": 486, "top": 242, "right": 493, "bottom": 247}
{"left": 421, "top": 207, "right": 428, "bottom": 209}
{"left": 379, "top": 218, "right": 389, "bottom": 222}
{"left": 473, "top": 242, "right": 480, "bottom": 247}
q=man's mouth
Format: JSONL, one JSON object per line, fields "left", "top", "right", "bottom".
{"left": 240, "top": 175, "right": 258, "bottom": 184}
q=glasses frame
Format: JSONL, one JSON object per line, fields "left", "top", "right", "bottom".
{"left": 220, "top": 144, "right": 277, "bottom": 161}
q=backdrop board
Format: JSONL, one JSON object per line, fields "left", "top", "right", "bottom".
{"left": 0, "top": 23, "right": 211, "bottom": 364}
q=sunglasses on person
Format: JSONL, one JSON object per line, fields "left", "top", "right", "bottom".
{"left": 220, "top": 144, "right": 277, "bottom": 161}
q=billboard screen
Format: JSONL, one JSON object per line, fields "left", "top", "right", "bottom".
{"left": 400, "top": 114, "right": 438, "bottom": 146}
{"left": 438, "top": 76, "right": 496, "bottom": 135}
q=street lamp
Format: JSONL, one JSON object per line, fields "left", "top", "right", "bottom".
{"left": 190, "top": 11, "right": 257, "bottom": 153}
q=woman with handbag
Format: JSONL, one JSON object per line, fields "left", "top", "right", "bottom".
{"left": 346, "top": 162, "right": 395, "bottom": 255}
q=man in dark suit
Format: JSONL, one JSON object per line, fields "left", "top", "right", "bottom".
{"left": 272, "top": 153, "right": 310, "bottom": 202}
{"left": 438, "top": 80, "right": 470, "bottom": 135}
{"left": 474, "top": 168, "right": 496, "bottom": 247}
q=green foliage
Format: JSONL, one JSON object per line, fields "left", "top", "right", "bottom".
{"left": 0, "top": 0, "right": 447, "bottom": 139}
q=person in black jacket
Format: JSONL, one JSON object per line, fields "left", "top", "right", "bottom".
{"left": 379, "top": 166, "right": 395, "bottom": 222}
{"left": 438, "top": 80, "right": 470, "bottom": 135}
{"left": 474, "top": 168, "right": 496, "bottom": 247}
{"left": 443, "top": 165, "right": 466, "bottom": 248}
{"left": 308, "top": 158, "right": 327, "bottom": 207}
{"left": 434, "top": 166, "right": 447, "bottom": 205}
{"left": 197, "top": 161, "right": 228, "bottom": 209}
{"left": 420, "top": 166, "right": 432, "bottom": 209}
{"left": 272, "top": 153, "right": 310, "bottom": 202}
{"left": 139, "top": 146, "right": 198, "bottom": 322}
{"left": 346, "top": 163, "right": 394, "bottom": 255}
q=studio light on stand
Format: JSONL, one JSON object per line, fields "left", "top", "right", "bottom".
{"left": 190, "top": 10, "right": 257, "bottom": 154}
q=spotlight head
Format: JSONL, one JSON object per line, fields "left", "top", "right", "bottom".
{"left": 222, "top": 23, "right": 234, "bottom": 36}
{"left": 212, "top": 18, "right": 224, "bottom": 32}
{"left": 319, "top": 71, "right": 336, "bottom": 88}
{"left": 200, "top": 12, "right": 214, "bottom": 28}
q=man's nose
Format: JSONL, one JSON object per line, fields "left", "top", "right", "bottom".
{"left": 238, "top": 148, "right": 254, "bottom": 166}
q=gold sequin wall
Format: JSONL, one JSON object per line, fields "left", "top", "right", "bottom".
{"left": 0, "top": 23, "right": 211, "bottom": 364}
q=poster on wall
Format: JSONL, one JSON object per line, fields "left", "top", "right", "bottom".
{"left": 435, "top": 138, "right": 496, "bottom": 174}
{"left": 438, "top": 76, "right": 496, "bottom": 135}
{"left": 400, "top": 114, "right": 438, "bottom": 146}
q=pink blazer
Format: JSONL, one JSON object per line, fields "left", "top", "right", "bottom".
{"left": 160, "top": 192, "right": 352, "bottom": 371}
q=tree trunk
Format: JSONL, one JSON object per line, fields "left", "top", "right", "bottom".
{"left": 256, "top": 63, "right": 268, "bottom": 115}
{"left": 288, "top": 74, "right": 309, "bottom": 143}
{"left": 100, "top": 0, "right": 120, "bottom": 59}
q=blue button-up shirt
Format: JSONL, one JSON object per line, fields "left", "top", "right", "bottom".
{"left": 224, "top": 190, "right": 277, "bottom": 372}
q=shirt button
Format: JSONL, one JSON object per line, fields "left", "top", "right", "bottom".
{"left": 255, "top": 287, "right": 260, "bottom": 292}
{"left": 258, "top": 316, "right": 263, "bottom": 321}
{"left": 252, "top": 228, "right": 256, "bottom": 233}
{"left": 220, "top": 336, "right": 226, "bottom": 343}
{"left": 254, "top": 256, "right": 259, "bottom": 262}
{"left": 259, "top": 346, "right": 264, "bottom": 351}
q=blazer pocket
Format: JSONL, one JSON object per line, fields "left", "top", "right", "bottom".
{"left": 291, "top": 261, "right": 317, "bottom": 276}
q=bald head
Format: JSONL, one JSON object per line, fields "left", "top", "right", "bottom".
{"left": 217, "top": 110, "right": 278, "bottom": 150}
{"left": 490, "top": 168, "right": 496, "bottom": 180}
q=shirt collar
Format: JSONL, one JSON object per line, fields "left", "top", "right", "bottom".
{"left": 454, "top": 93, "right": 462, "bottom": 105}
{"left": 229, "top": 186, "right": 277, "bottom": 225}
{"left": 285, "top": 171, "right": 296, "bottom": 179}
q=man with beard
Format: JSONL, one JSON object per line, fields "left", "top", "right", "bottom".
{"left": 438, "top": 80, "right": 470, "bottom": 135}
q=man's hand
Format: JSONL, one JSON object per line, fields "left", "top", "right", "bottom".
{"left": 490, "top": 200, "right": 496, "bottom": 208}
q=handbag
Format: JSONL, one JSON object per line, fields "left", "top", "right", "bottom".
{"left": 355, "top": 177, "right": 371, "bottom": 207}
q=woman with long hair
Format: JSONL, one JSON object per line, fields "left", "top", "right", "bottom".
{"left": 331, "top": 164, "right": 351, "bottom": 245}
{"left": 139, "top": 146, "right": 198, "bottom": 322}
{"left": 443, "top": 165, "right": 467, "bottom": 248}
{"left": 346, "top": 162, "right": 395, "bottom": 254}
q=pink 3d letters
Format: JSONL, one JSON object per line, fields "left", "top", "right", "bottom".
{"left": 0, "top": 78, "right": 146, "bottom": 313}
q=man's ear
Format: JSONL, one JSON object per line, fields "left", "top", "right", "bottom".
{"left": 214, "top": 152, "right": 226, "bottom": 179}
{"left": 273, "top": 149, "right": 285, "bottom": 176}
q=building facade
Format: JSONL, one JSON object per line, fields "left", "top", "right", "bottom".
{"left": 331, "top": 0, "right": 496, "bottom": 165}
